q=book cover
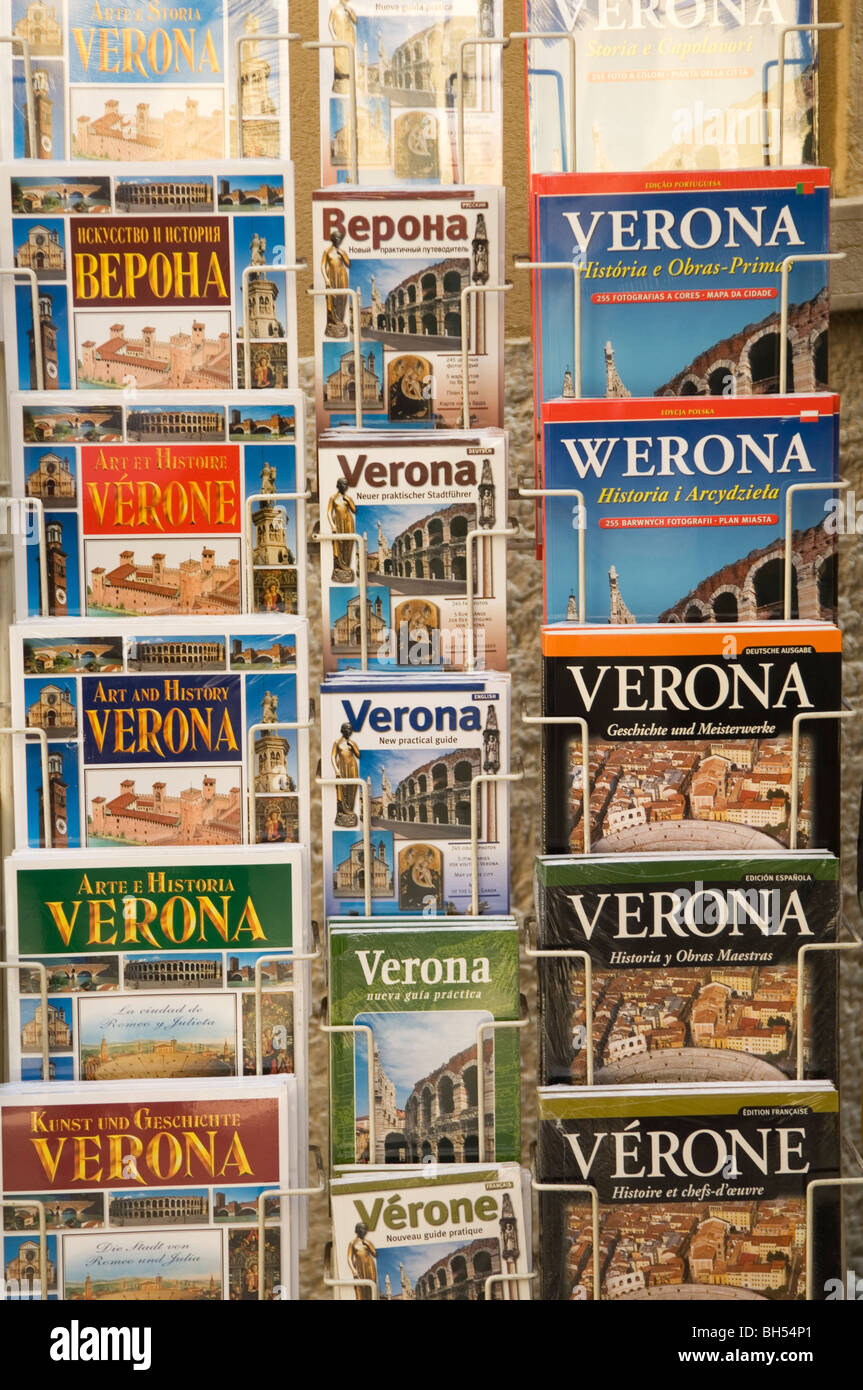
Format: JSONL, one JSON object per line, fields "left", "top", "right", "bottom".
{"left": 523, "top": 1, "right": 818, "bottom": 177}
{"left": 4, "top": 845, "right": 307, "bottom": 1106}
{"left": 312, "top": 185, "right": 505, "bottom": 433}
{"left": 532, "top": 169, "right": 830, "bottom": 405}
{"left": 330, "top": 1164, "right": 531, "bottom": 1300}
{"left": 321, "top": 671, "right": 511, "bottom": 917}
{"left": 1, "top": 0, "right": 291, "bottom": 161}
{"left": 329, "top": 919, "right": 520, "bottom": 1167}
{"left": 537, "top": 1082, "right": 840, "bottom": 1300}
{"left": 0, "top": 161, "right": 297, "bottom": 394}
{"left": 318, "top": 428, "right": 508, "bottom": 672}
{"left": 541, "top": 622, "right": 842, "bottom": 855}
{"left": 317, "top": 0, "right": 504, "bottom": 187}
{"left": 9, "top": 614, "right": 310, "bottom": 852}
{"left": 541, "top": 393, "right": 839, "bottom": 623}
{"left": 0, "top": 1076, "right": 299, "bottom": 1300}
{"left": 535, "top": 850, "right": 839, "bottom": 1085}
{"left": 10, "top": 388, "right": 306, "bottom": 621}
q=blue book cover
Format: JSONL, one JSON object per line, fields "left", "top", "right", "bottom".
{"left": 532, "top": 167, "right": 831, "bottom": 405}
{"left": 541, "top": 392, "right": 839, "bottom": 623}
{"left": 9, "top": 615, "right": 310, "bottom": 851}
{"left": 320, "top": 671, "right": 511, "bottom": 917}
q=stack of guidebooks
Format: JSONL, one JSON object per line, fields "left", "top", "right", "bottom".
{"left": 523, "top": 4, "right": 847, "bottom": 1301}
{"left": 0, "top": 5, "right": 318, "bottom": 1298}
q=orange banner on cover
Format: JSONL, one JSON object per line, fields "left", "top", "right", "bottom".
{"left": 541, "top": 626, "right": 843, "bottom": 657}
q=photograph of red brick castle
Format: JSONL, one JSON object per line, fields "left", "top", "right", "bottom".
{"left": 87, "top": 539, "right": 242, "bottom": 616}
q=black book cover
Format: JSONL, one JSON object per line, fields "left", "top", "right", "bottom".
{"left": 536, "top": 853, "right": 840, "bottom": 1087}
{"left": 541, "top": 624, "right": 842, "bottom": 857}
{"left": 538, "top": 1084, "right": 841, "bottom": 1302}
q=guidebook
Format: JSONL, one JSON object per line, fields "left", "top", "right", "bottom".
{"left": 535, "top": 850, "right": 839, "bottom": 1086}
{"left": 0, "top": 0, "right": 291, "bottom": 161}
{"left": 523, "top": 0, "right": 819, "bottom": 178}
{"left": 0, "top": 1076, "right": 300, "bottom": 1300}
{"left": 330, "top": 1164, "right": 532, "bottom": 1300}
{"left": 321, "top": 670, "right": 511, "bottom": 917}
{"left": 317, "top": 427, "right": 508, "bottom": 672}
{"left": 9, "top": 614, "right": 310, "bottom": 852}
{"left": 10, "top": 388, "right": 306, "bottom": 621}
{"left": 538, "top": 1082, "right": 840, "bottom": 1300}
{"left": 328, "top": 918, "right": 520, "bottom": 1168}
{"left": 312, "top": 185, "right": 505, "bottom": 433}
{"left": 532, "top": 168, "right": 830, "bottom": 405}
{"left": 541, "top": 622, "right": 842, "bottom": 856}
{"left": 541, "top": 393, "right": 840, "bottom": 623}
{"left": 4, "top": 844, "right": 308, "bottom": 1104}
{"left": 317, "top": 0, "right": 504, "bottom": 186}
{"left": 0, "top": 161, "right": 297, "bottom": 394}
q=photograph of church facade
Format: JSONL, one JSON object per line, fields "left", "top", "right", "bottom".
{"left": 363, "top": 1032, "right": 494, "bottom": 1164}
{"left": 87, "top": 771, "right": 243, "bottom": 847}
{"left": 19, "top": 999, "right": 72, "bottom": 1051}
{"left": 4, "top": 1236, "right": 57, "bottom": 1294}
{"left": 26, "top": 678, "right": 76, "bottom": 734}
{"left": 13, "top": 1, "right": 62, "bottom": 55}
{"left": 25, "top": 447, "right": 75, "bottom": 502}
{"left": 14, "top": 220, "right": 64, "bottom": 276}
{"left": 88, "top": 542, "right": 241, "bottom": 616}
{"left": 330, "top": 591, "right": 388, "bottom": 654}
{"left": 323, "top": 346, "right": 384, "bottom": 411}
{"left": 77, "top": 318, "right": 232, "bottom": 391}
{"left": 333, "top": 836, "right": 394, "bottom": 898}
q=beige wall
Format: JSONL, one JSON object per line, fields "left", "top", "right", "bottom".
{"left": 291, "top": 0, "right": 860, "bottom": 353}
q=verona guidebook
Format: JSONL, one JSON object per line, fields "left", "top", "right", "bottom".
{"left": 0, "top": 0, "right": 292, "bottom": 161}
{"left": 0, "top": 160, "right": 298, "bottom": 395}
{"left": 9, "top": 614, "right": 311, "bottom": 852}
{"left": 9, "top": 388, "right": 306, "bottom": 621}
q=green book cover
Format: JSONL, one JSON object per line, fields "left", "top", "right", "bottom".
{"left": 5, "top": 846, "right": 307, "bottom": 1094}
{"left": 328, "top": 920, "right": 520, "bottom": 1167}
